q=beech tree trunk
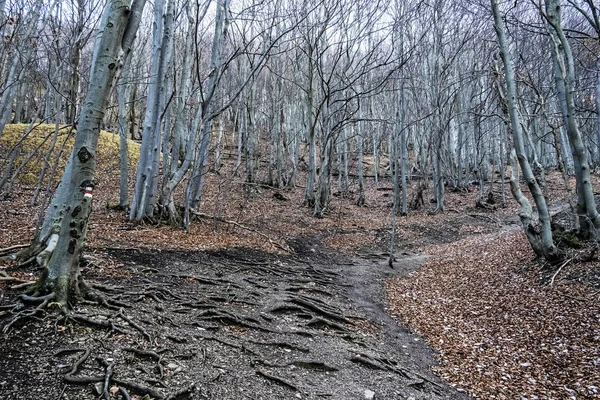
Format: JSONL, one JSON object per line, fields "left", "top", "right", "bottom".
{"left": 129, "top": 0, "right": 173, "bottom": 221}
{"left": 545, "top": 0, "right": 600, "bottom": 237}
{"left": 491, "top": 0, "right": 556, "bottom": 259}
{"left": 30, "top": 0, "right": 145, "bottom": 307}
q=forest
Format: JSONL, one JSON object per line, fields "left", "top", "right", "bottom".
{"left": 0, "top": 0, "right": 599, "bottom": 399}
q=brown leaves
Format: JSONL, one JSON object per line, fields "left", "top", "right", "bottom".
{"left": 386, "top": 231, "right": 600, "bottom": 399}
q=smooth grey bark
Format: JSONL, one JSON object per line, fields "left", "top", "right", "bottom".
{"left": 596, "top": 59, "right": 600, "bottom": 163}
{"left": 31, "top": 98, "right": 62, "bottom": 207}
{"left": 117, "top": 58, "right": 132, "bottom": 210}
{"left": 29, "top": 0, "right": 146, "bottom": 306}
{"left": 129, "top": 0, "right": 173, "bottom": 221}
{"left": 498, "top": 125, "right": 507, "bottom": 207}
{"left": 183, "top": 0, "right": 230, "bottom": 229}
{"left": 492, "top": 0, "right": 556, "bottom": 259}
{"left": 65, "top": 0, "right": 85, "bottom": 124}
{"left": 389, "top": 119, "right": 399, "bottom": 267}
{"left": 314, "top": 100, "right": 334, "bottom": 217}
{"left": 373, "top": 124, "right": 380, "bottom": 185}
{"left": 214, "top": 114, "right": 224, "bottom": 174}
{"left": 342, "top": 126, "right": 349, "bottom": 193}
{"left": 159, "top": 0, "right": 209, "bottom": 223}
{"left": 287, "top": 103, "right": 301, "bottom": 188}
{"left": 304, "top": 46, "right": 317, "bottom": 206}
{"left": 0, "top": 75, "right": 57, "bottom": 197}
{"left": 356, "top": 96, "right": 365, "bottom": 206}
{"left": 398, "top": 89, "right": 408, "bottom": 216}
{"left": 235, "top": 105, "right": 243, "bottom": 174}
{"left": 545, "top": 0, "right": 600, "bottom": 237}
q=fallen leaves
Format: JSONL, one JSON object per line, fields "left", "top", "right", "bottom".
{"left": 386, "top": 230, "right": 600, "bottom": 399}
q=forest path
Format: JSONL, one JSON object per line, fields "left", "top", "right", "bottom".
{"left": 1, "top": 242, "right": 471, "bottom": 400}
{"left": 346, "top": 252, "right": 439, "bottom": 369}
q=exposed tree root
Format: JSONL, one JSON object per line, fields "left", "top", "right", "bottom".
{"left": 119, "top": 311, "right": 152, "bottom": 341}
{"left": 259, "top": 359, "right": 338, "bottom": 371}
{"left": 195, "top": 332, "right": 261, "bottom": 356}
{"left": 195, "top": 308, "right": 275, "bottom": 333}
{"left": 165, "top": 383, "right": 196, "bottom": 400}
{"left": 123, "top": 347, "right": 162, "bottom": 361}
{"left": 97, "top": 358, "right": 114, "bottom": 400}
{"left": 350, "top": 351, "right": 445, "bottom": 392}
{"left": 305, "top": 317, "right": 348, "bottom": 332}
{"left": 54, "top": 348, "right": 91, "bottom": 377}
{"left": 124, "top": 347, "right": 165, "bottom": 378}
{"left": 256, "top": 369, "right": 299, "bottom": 391}
{"left": 1, "top": 292, "right": 55, "bottom": 333}
{"left": 288, "top": 295, "right": 349, "bottom": 323}
{"left": 110, "top": 378, "right": 165, "bottom": 399}
{"left": 118, "top": 386, "right": 131, "bottom": 400}
{"left": 0, "top": 275, "right": 31, "bottom": 284}
{"left": 54, "top": 347, "right": 193, "bottom": 400}
{"left": 247, "top": 339, "right": 310, "bottom": 353}
{"left": 10, "top": 281, "right": 36, "bottom": 290}
{"left": 350, "top": 352, "right": 411, "bottom": 378}
{"left": 84, "top": 290, "right": 131, "bottom": 310}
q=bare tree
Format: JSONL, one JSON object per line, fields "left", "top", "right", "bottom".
{"left": 543, "top": 0, "right": 600, "bottom": 238}
{"left": 7, "top": 0, "right": 146, "bottom": 310}
{"left": 491, "top": 0, "right": 557, "bottom": 259}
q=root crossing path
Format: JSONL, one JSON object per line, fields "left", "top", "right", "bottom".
{"left": 1, "top": 246, "right": 470, "bottom": 400}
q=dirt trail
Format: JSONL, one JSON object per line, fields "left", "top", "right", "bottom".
{"left": 347, "top": 252, "right": 439, "bottom": 368}
{"left": 1, "top": 242, "right": 470, "bottom": 400}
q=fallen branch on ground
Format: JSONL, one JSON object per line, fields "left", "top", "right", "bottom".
{"left": 0, "top": 243, "right": 28, "bottom": 257}
{"left": 550, "top": 258, "right": 571, "bottom": 287}
{"left": 193, "top": 212, "right": 291, "bottom": 253}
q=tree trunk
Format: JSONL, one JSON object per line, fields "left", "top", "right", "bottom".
{"left": 117, "top": 58, "right": 132, "bottom": 210}
{"left": 491, "top": 0, "right": 556, "bottom": 259}
{"left": 129, "top": 0, "right": 173, "bottom": 221}
{"left": 0, "top": 0, "right": 44, "bottom": 138}
{"left": 545, "top": 0, "right": 600, "bottom": 237}
{"left": 356, "top": 96, "right": 366, "bottom": 207}
{"left": 30, "top": 0, "right": 145, "bottom": 307}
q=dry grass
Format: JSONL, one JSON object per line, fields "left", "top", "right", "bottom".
{"left": 0, "top": 123, "right": 141, "bottom": 185}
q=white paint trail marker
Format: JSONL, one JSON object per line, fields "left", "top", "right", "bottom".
{"left": 84, "top": 186, "right": 93, "bottom": 199}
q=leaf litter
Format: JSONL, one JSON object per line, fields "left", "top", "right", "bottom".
{"left": 1, "top": 130, "right": 598, "bottom": 399}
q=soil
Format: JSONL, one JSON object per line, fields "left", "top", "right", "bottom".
{"left": 0, "top": 230, "right": 473, "bottom": 400}
{"left": 2, "top": 169, "right": 598, "bottom": 400}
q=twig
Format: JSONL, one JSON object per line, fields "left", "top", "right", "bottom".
{"left": 193, "top": 212, "right": 291, "bottom": 253}
{"left": 56, "top": 385, "right": 67, "bottom": 400}
{"left": 550, "top": 259, "right": 571, "bottom": 287}
{"left": 0, "top": 243, "right": 28, "bottom": 256}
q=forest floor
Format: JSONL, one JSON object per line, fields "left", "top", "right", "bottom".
{"left": 0, "top": 144, "right": 599, "bottom": 399}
